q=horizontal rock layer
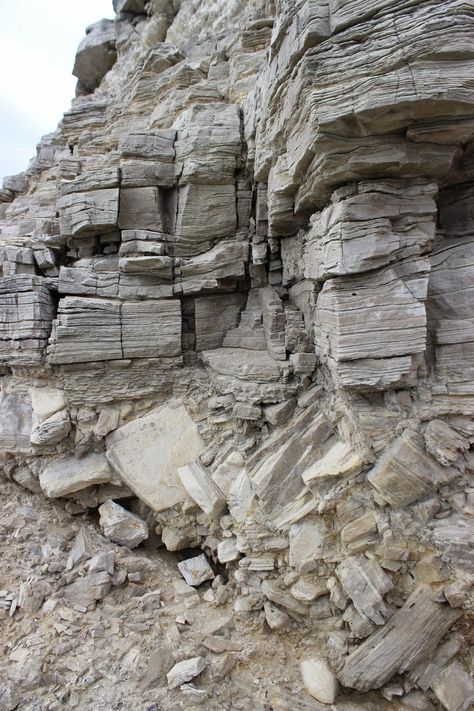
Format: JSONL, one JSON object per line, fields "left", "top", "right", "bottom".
{"left": 0, "top": 0, "right": 473, "bottom": 708}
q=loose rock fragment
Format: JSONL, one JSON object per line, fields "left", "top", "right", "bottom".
{"left": 167, "top": 657, "right": 207, "bottom": 689}
{"left": 68, "top": 527, "right": 94, "bottom": 568}
{"left": 177, "top": 554, "right": 215, "bottom": 586}
{"left": 98, "top": 499, "right": 148, "bottom": 548}
{"left": 432, "top": 661, "right": 474, "bottom": 711}
{"left": 39, "top": 454, "right": 114, "bottom": 498}
{"left": 339, "top": 585, "right": 462, "bottom": 691}
{"left": 336, "top": 555, "right": 393, "bottom": 625}
{"left": 300, "top": 657, "right": 339, "bottom": 704}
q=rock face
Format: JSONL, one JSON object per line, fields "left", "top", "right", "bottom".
{"left": 0, "top": 0, "right": 473, "bottom": 708}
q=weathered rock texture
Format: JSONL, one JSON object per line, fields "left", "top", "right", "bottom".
{"left": 0, "top": 0, "right": 473, "bottom": 708}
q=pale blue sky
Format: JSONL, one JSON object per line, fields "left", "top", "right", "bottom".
{"left": 0, "top": 0, "right": 114, "bottom": 184}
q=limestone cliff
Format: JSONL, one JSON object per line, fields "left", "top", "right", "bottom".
{"left": 0, "top": 1, "right": 473, "bottom": 709}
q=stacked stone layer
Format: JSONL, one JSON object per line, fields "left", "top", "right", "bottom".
{"left": 0, "top": 0, "right": 473, "bottom": 707}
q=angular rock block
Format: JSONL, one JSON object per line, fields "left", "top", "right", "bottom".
{"left": 302, "top": 439, "right": 363, "bottom": 488}
{"left": 60, "top": 359, "right": 178, "bottom": 407}
{"left": 304, "top": 181, "right": 437, "bottom": 280}
{"left": 58, "top": 188, "right": 119, "bottom": 237}
{"left": 177, "top": 554, "right": 215, "bottom": 586}
{"left": 121, "top": 300, "right": 182, "bottom": 358}
{"left": 118, "top": 187, "right": 165, "bottom": 232}
{"left": 194, "top": 292, "right": 247, "bottom": 351}
{"left": 30, "top": 409, "right": 71, "bottom": 446}
{"left": 39, "top": 453, "right": 114, "bottom": 498}
{"left": 106, "top": 401, "right": 205, "bottom": 512}
{"left": 120, "top": 130, "right": 176, "bottom": 161}
{"left": 314, "top": 257, "right": 430, "bottom": 388}
{"left": 289, "top": 517, "right": 328, "bottom": 573}
{"left": 167, "top": 656, "right": 206, "bottom": 689}
{"left": 367, "top": 429, "right": 454, "bottom": 507}
{"left": 73, "top": 19, "right": 117, "bottom": 92}
{"left": 63, "top": 570, "right": 111, "bottom": 610}
{"left": 48, "top": 297, "right": 182, "bottom": 364}
{"left": 48, "top": 297, "right": 122, "bottom": 364}
{"left": 249, "top": 409, "right": 333, "bottom": 527}
{"left": 98, "top": 499, "right": 148, "bottom": 548}
{"left": 339, "top": 585, "right": 461, "bottom": 691}
{"left": 336, "top": 555, "right": 393, "bottom": 625}
{"left": 173, "top": 104, "right": 241, "bottom": 184}
{"left": 316, "top": 258, "right": 429, "bottom": 362}
{"left": 177, "top": 460, "right": 226, "bottom": 518}
{"left": 176, "top": 241, "right": 247, "bottom": 295}
{"left": 120, "top": 161, "right": 175, "bottom": 189}
{"left": 58, "top": 260, "right": 120, "bottom": 298}
{"left": 174, "top": 183, "right": 237, "bottom": 255}
{"left": 120, "top": 130, "right": 176, "bottom": 188}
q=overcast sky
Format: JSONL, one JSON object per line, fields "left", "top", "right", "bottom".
{"left": 0, "top": 0, "right": 114, "bottom": 185}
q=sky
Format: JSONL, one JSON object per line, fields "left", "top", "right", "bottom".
{"left": 0, "top": 0, "right": 114, "bottom": 185}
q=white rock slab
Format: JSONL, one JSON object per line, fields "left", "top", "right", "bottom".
{"left": 178, "top": 460, "right": 226, "bottom": 518}
{"left": 106, "top": 400, "right": 205, "bottom": 512}
{"left": 40, "top": 453, "right": 113, "bottom": 498}
{"left": 30, "top": 387, "right": 67, "bottom": 423}
{"left": 300, "top": 657, "right": 339, "bottom": 704}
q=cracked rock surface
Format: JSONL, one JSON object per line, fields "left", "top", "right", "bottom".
{"left": 0, "top": 0, "right": 473, "bottom": 708}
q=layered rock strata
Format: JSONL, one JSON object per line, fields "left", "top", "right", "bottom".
{"left": 0, "top": 0, "right": 473, "bottom": 708}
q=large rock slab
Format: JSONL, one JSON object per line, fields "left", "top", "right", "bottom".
{"left": 106, "top": 401, "right": 205, "bottom": 512}
{"left": 367, "top": 429, "right": 454, "bottom": 507}
{"left": 48, "top": 297, "right": 182, "bottom": 364}
{"left": 73, "top": 20, "right": 117, "bottom": 93}
{"left": 39, "top": 453, "right": 114, "bottom": 498}
{"left": 304, "top": 181, "right": 437, "bottom": 280}
{"left": 58, "top": 189, "right": 119, "bottom": 237}
{"left": 174, "top": 184, "right": 237, "bottom": 255}
{"left": 315, "top": 258, "right": 429, "bottom": 363}
{"left": 339, "top": 585, "right": 462, "bottom": 691}
{"left": 48, "top": 297, "right": 123, "bottom": 364}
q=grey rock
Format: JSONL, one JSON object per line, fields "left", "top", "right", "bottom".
{"left": 166, "top": 656, "right": 207, "bottom": 689}
{"left": 58, "top": 188, "right": 119, "bottom": 237}
{"left": 39, "top": 453, "right": 114, "bottom": 498}
{"left": 73, "top": 20, "right": 117, "bottom": 93}
{"left": 106, "top": 401, "right": 205, "bottom": 512}
{"left": 336, "top": 555, "right": 393, "bottom": 625}
{"left": 367, "top": 430, "right": 454, "bottom": 507}
{"left": 63, "top": 570, "right": 111, "bottom": 609}
{"left": 68, "top": 527, "right": 94, "bottom": 567}
{"left": 98, "top": 499, "right": 148, "bottom": 548}
{"left": 177, "top": 554, "right": 214, "bottom": 586}
{"left": 177, "top": 459, "right": 226, "bottom": 518}
{"left": 339, "top": 585, "right": 461, "bottom": 691}
{"left": 432, "top": 661, "right": 474, "bottom": 711}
